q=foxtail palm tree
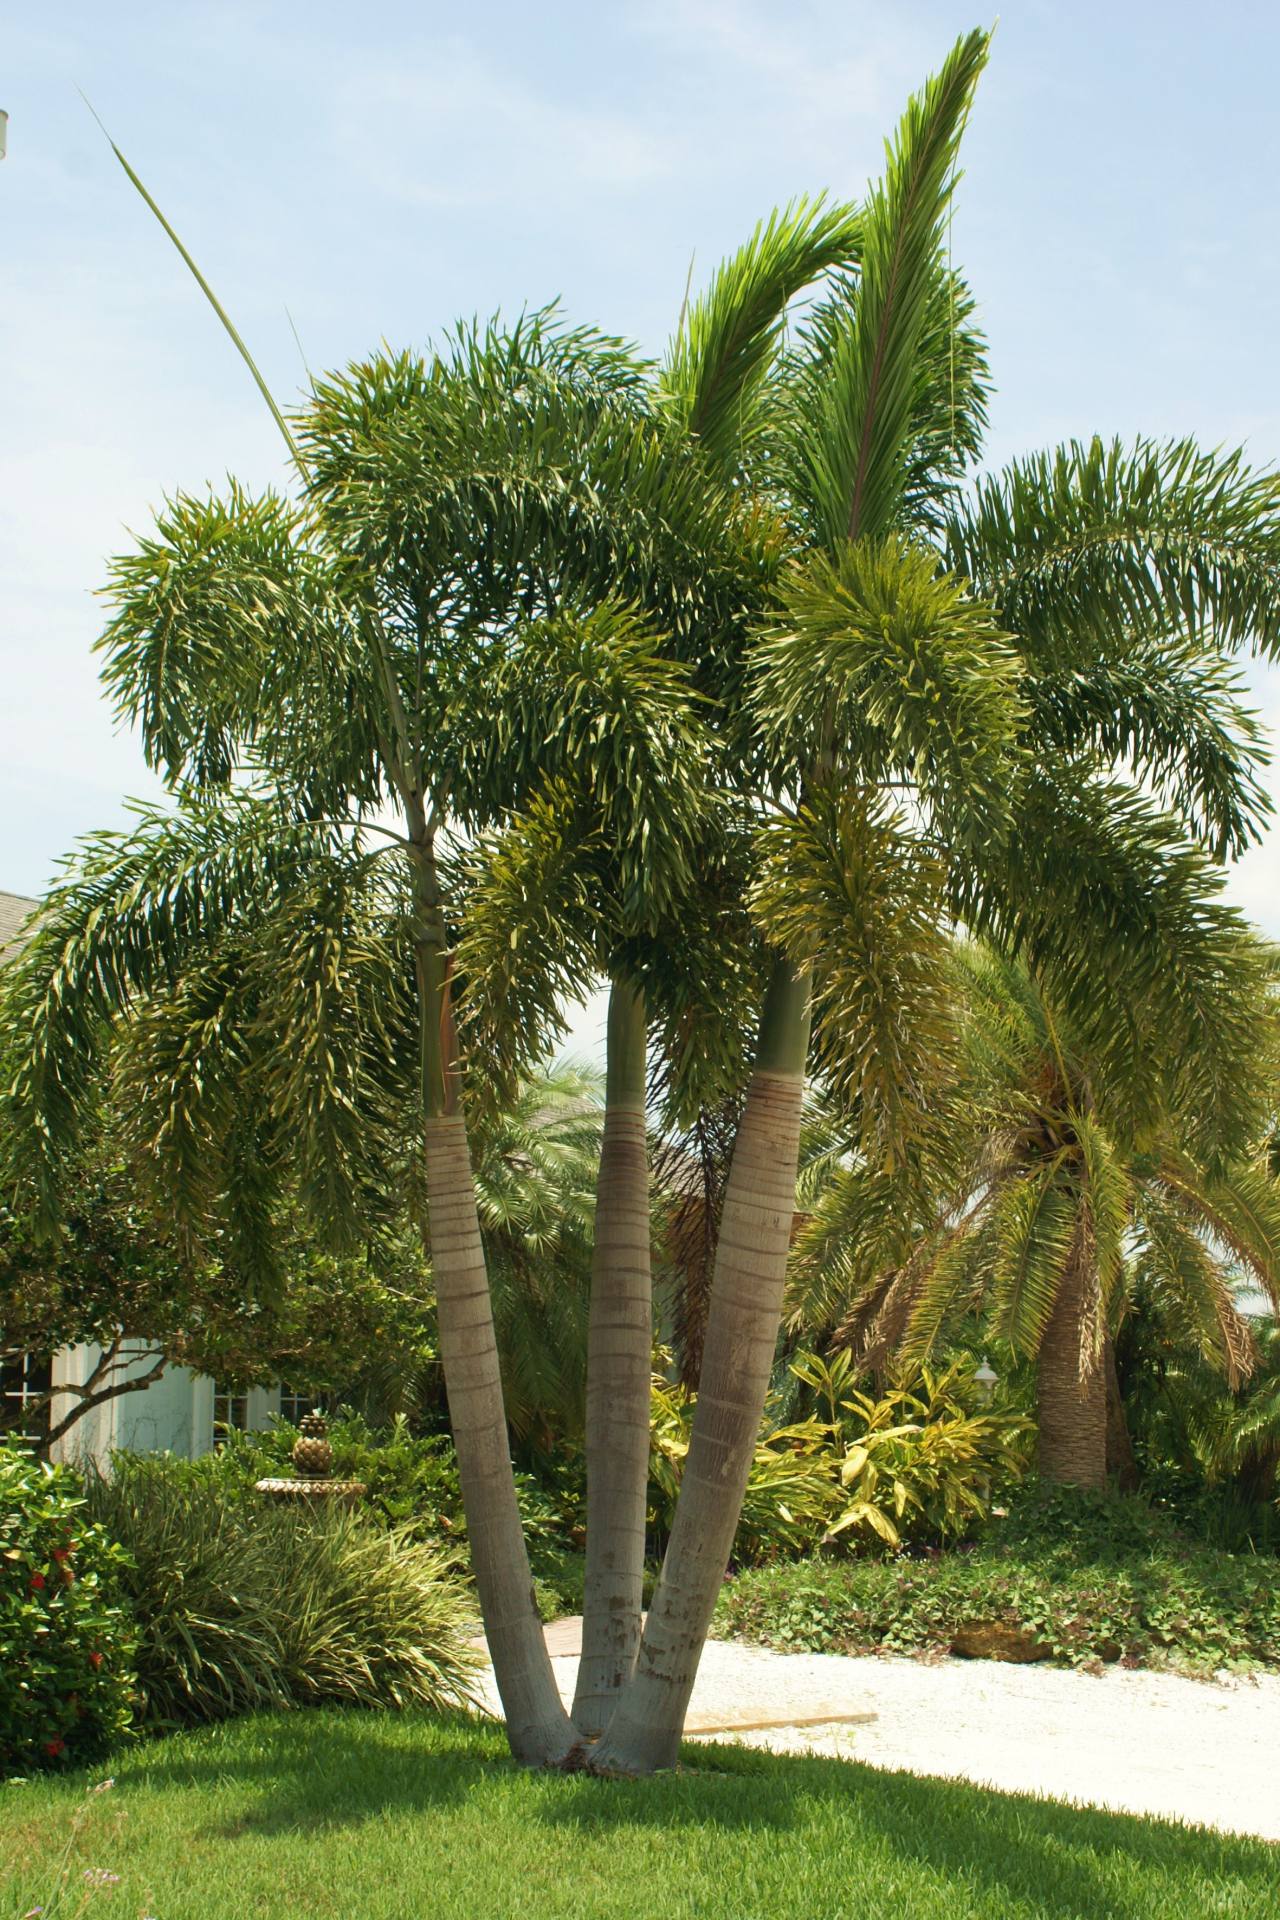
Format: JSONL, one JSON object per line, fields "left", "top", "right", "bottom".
{"left": 574, "top": 195, "right": 868, "bottom": 1736}
{"left": 0, "top": 302, "right": 738, "bottom": 1766}
{"left": 589, "top": 27, "right": 1014, "bottom": 1771}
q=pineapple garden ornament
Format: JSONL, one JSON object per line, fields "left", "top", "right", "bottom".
{"left": 255, "top": 1409, "right": 366, "bottom": 1510}
{"left": 292, "top": 1411, "right": 334, "bottom": 1478}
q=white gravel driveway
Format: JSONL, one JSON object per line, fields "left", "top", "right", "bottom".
{"left": 473, "top": 1618, "right": 1280, "bottom": 1843}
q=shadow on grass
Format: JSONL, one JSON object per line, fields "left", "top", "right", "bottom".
{"left": 533, "top": 1738, "right": 1277, "bottom": 1920}
{"left": 103, "top": 1706, "right": 1275, "bottom": 1920}
{"left": 112, "top": 1708, "right": 500, "bottom": 1837}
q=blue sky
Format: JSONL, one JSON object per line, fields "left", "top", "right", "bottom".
{"left": 4, "top": 0, "right": 1278, "bottom": 985}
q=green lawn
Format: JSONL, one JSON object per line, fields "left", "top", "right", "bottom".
{"left": 3, "top": 1711, "right": 1274, "bottom": 1920}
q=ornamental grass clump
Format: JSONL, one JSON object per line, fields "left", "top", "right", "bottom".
{"left": 273, "top": 1513, "right": 482, "bottom": 1711}
{"left": 81, "top": 1453, "right": 478, "bottom": 1728}
{"left": 0, "top": 1446, "right": 135, "bottom": 1777}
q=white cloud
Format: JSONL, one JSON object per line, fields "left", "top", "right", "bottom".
{"left": 334, "top": 37, "right": 680, "bottom": 210}
{"left": 638, "top": 0, "right": 919, "bottom": 102}
{"left": 632, "top": 0, "right": 931, "bottom": 172}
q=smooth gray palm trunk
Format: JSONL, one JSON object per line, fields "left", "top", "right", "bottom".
{"left": 413, "top": 857, "right": 577, "bottom": 1766}
{"left": 572, "top": 980, "right": 654, "bottom": 1737}
{"left": 589, "top": 958, "right": 811, "bottom": 1773}
{"left": 424, "top": 1113, "right": 580, "bottom": 1765}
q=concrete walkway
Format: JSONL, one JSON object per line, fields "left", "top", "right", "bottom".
{"left": 473, "top": 1617, "right": 1280, "bottom": 1843}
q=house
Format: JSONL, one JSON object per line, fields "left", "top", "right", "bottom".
{"left": 0, "top": 888, "right": 35, "bottom": 960}
{"left": 1, "top": 887, "right": 313, "bottom": 1462}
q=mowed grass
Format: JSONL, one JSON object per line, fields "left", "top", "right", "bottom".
{"left": 3, "top": 1711, "right": 1275, "bottom": 1920}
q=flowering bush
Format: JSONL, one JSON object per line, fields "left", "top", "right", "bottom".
{"left": 0, "top": 1446, "right": 135, "bottom": 1776}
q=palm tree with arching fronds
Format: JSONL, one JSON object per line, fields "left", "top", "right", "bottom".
{"left": 790, "top": 942, "right": 1280, "bottom": 1487}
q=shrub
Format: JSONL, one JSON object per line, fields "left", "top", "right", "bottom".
{"left": 83, "top": 1452, "right": 286, "bottom": 1725}
{"left": 82, "top": 1453, "right": 478, "bottom": 1727}
{"left": 1140, "top": 1462, "right": 1280, "bottom": 1556}
{"left": 790, "top": 1352, "right": 1034, "bottom": 1550}
{"left": 102, "top": 1421, "right": 591, "bottom": 1624}
{"left": 0, "top": 1447, "right": 135, "bottom": 1776}
{"left": 511, "top": 1450, "right": 587, "bottom": 1617}
{"left": 213, "top": 1416, "right": 589, "bottom": 1618}
{"left": 158, "top": 1418, "right": 588, "bottom": 1618}
{"left": 649, "top": 1378, "right": 838, "bottom": 1560}
{"left": 527, "top": 1542, "right": 587, "bottom": 1622}
{"left": 716, "top": 1483, "right": 1280, "bottom": 1674}
{"left": 273, "top": 1515, "right": 484, "bottom": 1710}
{"left": 650, "top": 1357, "right": 1031, "bottom": 1564}
{"left": 209, "top": 1414, "right": 468, "bottom": 1539}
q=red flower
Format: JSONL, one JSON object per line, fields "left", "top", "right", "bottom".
{"left": 88, "top": 1651, "right": 104, "bottom": 1671}
{"left": 51, "top": 1547, "right": 70, "bottom": 1564}
{"left": 44, "top": 1738, "right": 64, "bottom": 1758}
{"left": 29, "top": 1573, "right": 46, "bottom": 1591}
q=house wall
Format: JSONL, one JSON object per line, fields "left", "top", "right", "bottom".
{"left": 49, "top": 1343, "right": 283, "bottom": 1467}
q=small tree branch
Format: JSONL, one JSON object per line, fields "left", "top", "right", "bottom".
{"left": 39, "top": 1340, "right": 171, "bottom": 1457}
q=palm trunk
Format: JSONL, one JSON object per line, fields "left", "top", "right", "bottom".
{"left": 1037, "top": 1235, "right": 1108, "bottom": 1489}
{"left": 589, "top": 956, "right": 810, "bottom": 1774}
{"left": 413, "top": 848, "right": 578, "bottom": 1767}
{"left": 571, "top": 980, "right": 653, "bottom": 1737}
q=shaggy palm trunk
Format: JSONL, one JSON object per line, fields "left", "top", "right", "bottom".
{"left": 1037, "top": 1239, "right": 1108, "bottom": 1489}
{"left": 571, "top": 980, "right": 653, "bottom": 1737}
{"left": 589, "top": 957, "right": 810, "bottom": 1773}
{"left": 414, "top": 855, "right": 578, "bottom": 1767}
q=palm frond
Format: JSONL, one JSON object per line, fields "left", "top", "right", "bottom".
{"left": 637, "top": 820, "right": 766, "bottom": 1131}
{"left": 791, "top": 28, "right": 988, "bottom": 546}
{"left": 0, "top": 798, "right": 353, "bottom": 1218}
{"left": 453, "top": 600, "right": 723, "bottom": 926}
{"left": 450, "top": 781, "right": 606, "bottom": 1109}
{"left": 867, "top": 1196, "right": 990, "bottom": 1368}
{"left": 109, "top": 942, "right": 281, "bottom": 1265}
{"left": 659, "top": 196, "right": 862, "bottom": 473}
{"left": 980, "top": 1159, "right": 1080, "bottom": 1359}
{"left": 98, "top": 487, "right": 387, "bottom": 816}
{"left": 787, "top": 1151, "right": 960, "bottom": 1338}
{"left": 1072, "top": 1109, "right": 1132, "bottom": 1315}
{"left": 750, "top": 791, "right": 958, "bottom": 1156}
{"left": 300, "top": 329, "right": 762, "bottom": 683}
{"left": 945, "top": 436, "right": 1280, "bottom": 663}
{"left": 750, "top": 532, "right": 1024, "bottom": 839}
{"left": 1009, "top": 632, "right": 1270, "bottom": 859}
{"left": 962, "top": 768, "right": 1280, "bottom": 1158}
{"left": 1151, "top": 1153, "right": 1280, "bottom": 1312}
{"left": 1132, "top": 1184, "right": 1259, "bottom": 1387}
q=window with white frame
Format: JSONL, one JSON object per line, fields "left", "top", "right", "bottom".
{"left": 211, "top": 1386, "right": 249, "bottom": 1443}
{"left": 277, "top": 1385, "right": 321, "bottom": 1426}
{"left": 1, "top": 1348, "right": 52, "bottom": 1447}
